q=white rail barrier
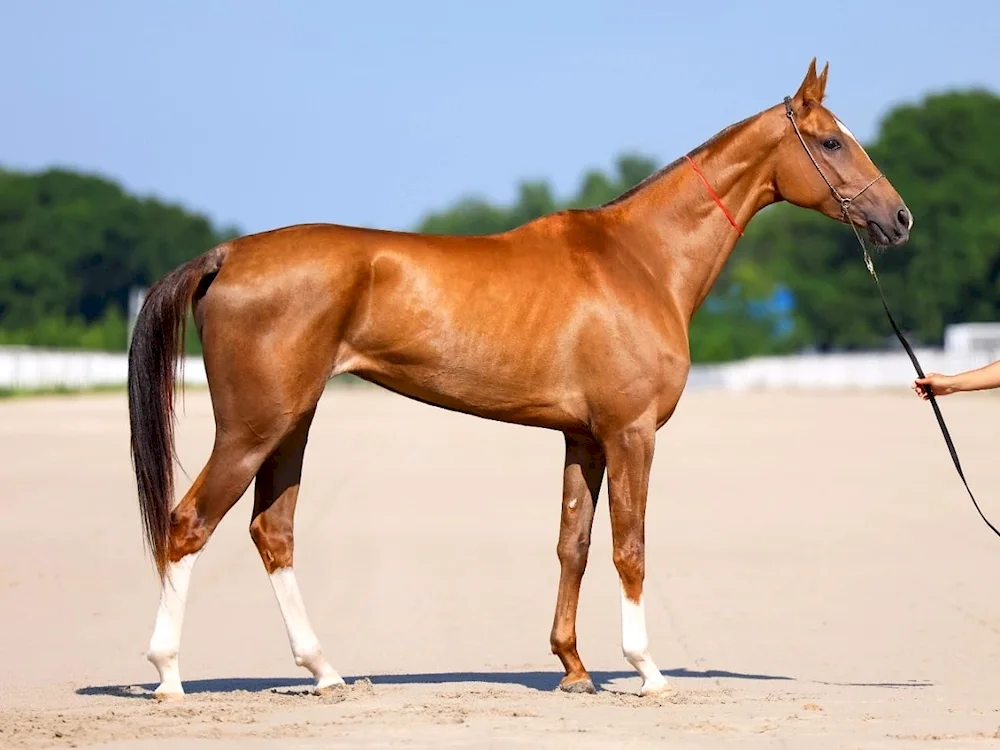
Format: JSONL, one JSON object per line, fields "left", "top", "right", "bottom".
{"left": 685, "top": 349, "right": 994, "bottom": 391}
{"left": 1, "top": 322, "right": 998, "bottom": 393}
{"left": 0, "top": 347, "right": 206, "bottom": 391}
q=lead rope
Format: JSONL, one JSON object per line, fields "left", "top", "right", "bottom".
{"left": 861, "top": 239, "right": 1000, "bottom": 540}
{"left": 782, "top": 96, "right": 1000, "bottom": 541}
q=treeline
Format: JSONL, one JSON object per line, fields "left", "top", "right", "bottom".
{"left": 1, "top": 87, "right": 997, "bottom": 361}
{"left": 0, "top": 167, "right": 238, "bottom": 352}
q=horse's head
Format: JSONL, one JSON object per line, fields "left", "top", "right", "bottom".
{"left": 773, "top": 59, "right": 912, "bottom": 247}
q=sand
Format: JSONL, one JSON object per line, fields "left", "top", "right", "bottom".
{"left": 1, "top": 385, "right": 1000, "bottom": 749}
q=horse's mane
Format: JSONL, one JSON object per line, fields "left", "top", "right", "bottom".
{"left": 600, "top": 110, "right": 764, "bottom": 208}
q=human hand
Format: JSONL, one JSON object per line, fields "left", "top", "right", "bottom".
{"left": 912, "top": 373, "right": 959, "bottom": 400}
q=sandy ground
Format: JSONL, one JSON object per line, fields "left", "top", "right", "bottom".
{"left": 2, "top": 384, "right": 1000, "bottom": 748}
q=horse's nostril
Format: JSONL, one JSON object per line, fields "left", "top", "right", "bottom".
{"left": 897, "top": 207, "right": 912, "bottom": 231}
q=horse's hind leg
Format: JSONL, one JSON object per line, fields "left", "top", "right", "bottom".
{"left": 249, "top": 407, "right": 343, "bottom": 693}
{"left": 550, "top": 433, "right": 606, "bottom": 693}
{"left": 146, "top": 425, "right": 289, "bottom": 699}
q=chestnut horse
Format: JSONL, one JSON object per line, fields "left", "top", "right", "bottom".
{"left": 128, "top": 59, "right": 911, "bottom": 699}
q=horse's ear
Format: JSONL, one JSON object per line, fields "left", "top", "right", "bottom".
{"left": 817, "top": 61, "right": 829, "bottom": 99}
{"left": 819, "top": 62, "right": 830, "bottom": 101}
{"left": 793, "top": 57, "right": 826, "bottom": 107}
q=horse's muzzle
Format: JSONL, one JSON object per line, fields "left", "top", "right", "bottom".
{"left": 868, "top": 206, "right": 912, "bottom": 247}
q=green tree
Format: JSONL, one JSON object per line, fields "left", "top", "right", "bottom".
{"left": 0, "top": 167, "right": 237, "bottom": 351}
{"left": 415, "top": 152, "right": 660, "bottom": 235}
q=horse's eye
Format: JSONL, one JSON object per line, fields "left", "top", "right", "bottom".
{"left": 823, "top": 138, "right": 842, "bottom": 151}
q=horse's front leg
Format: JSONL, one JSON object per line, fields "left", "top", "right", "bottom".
{"left": 602, "top": 420, "right": 670, "bottom": 696}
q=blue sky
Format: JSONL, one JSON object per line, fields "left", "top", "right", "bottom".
{"left": 2, "top": 1, "right": 998, "bottom": 236}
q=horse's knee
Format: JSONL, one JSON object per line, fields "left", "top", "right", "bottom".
{"left": 612, "top": 543, "right": 645, "bottom": 600}
{"left": 550, "top": 627, "right": 577, "bottom": 655}
{"left": 557, "top": 535, "right": 590, "bottom": 569}
{"left": 249, "top": 515, "right": 293, "bottom": 572}
{"left": 167, "top": 501, "right": 211, "bottom": 561}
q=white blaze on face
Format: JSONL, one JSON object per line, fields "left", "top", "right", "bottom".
{"left": 834, "top": 114, "right": 883, "bottom": 180}
{"left": 835, "top": 114, "right": 912, "bottom": 230}
{"left": 834, "top": 116, "right": 861, "bottom": 147}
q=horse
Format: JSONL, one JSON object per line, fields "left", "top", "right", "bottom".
{"left": 127, "top": 58, "right": 912, "bottom": 700}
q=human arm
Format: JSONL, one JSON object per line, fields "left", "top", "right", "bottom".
{"left": 912, "top": 359, "right": 1000, "bottom": 399}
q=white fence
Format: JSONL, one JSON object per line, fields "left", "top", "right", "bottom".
{"left": 685, "top": 348, "right": 994, "bottom": 391}
{"left": 0, "top": 347, "right": 206, "bottom": 391}
{"left": 694, "top": 321, "right": 1000, "bottom": 391}
{"left": 2, "top": 323, "right": 999, "bottom": 393}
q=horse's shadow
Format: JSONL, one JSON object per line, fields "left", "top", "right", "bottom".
{"left": 76, "top": 666, "right": 933, "bottom": 699}
{"left": 76, "top": 666, "right": 795, "bottom": 699}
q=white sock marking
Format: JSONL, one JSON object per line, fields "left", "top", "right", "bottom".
{"left": 619, "top": 583, "right": 668, "bottom": 694}
{"left": 147, "top": 552, "right": 200, "bottom": 695}
{"left": 268, "top": 567, "right": 344, "bottom": 689}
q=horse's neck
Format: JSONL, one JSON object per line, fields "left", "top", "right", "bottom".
{"left": 614, "top": 111, "right": 781, "bottom": 322}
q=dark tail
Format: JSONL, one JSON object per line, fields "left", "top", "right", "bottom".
{"left": 128, "top": 244, "right": 228, "bottom": 581}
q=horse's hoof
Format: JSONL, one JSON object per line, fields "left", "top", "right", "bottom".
{"left": 639, "top": 675, "right": 671, "bottom": 697}
{"left": 152, "top": 688, "right": 184, "bottom": 702}
{"left": 559, "top": 677, "right": 597, "bottom": 694}
{"left": 313, "top": 676, "right": 347, "bottom": 696}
